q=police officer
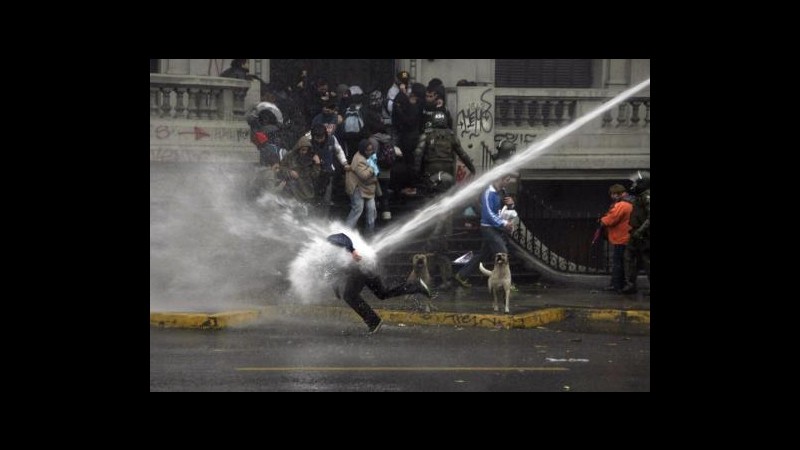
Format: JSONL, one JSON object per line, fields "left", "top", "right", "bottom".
{"left": 621, "top": 171, "right": 650, "bottom": 295}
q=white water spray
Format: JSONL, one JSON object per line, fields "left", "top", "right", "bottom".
{"left": 372, "top": 78, "right": 650, "bottom": 254}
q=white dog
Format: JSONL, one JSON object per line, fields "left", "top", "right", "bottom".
{"left": 479, "top": 252, "right": 512, "bottom": 314}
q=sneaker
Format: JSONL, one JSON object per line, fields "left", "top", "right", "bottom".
{"left": 454, "top": 273, "right": 472, "bottom": 288}
{"left": 418, "top": 279, "right": 432, "bottom": 298}
{"left": 510, "top": 284, "right": 519, "bottom": 292}
{"left": 381, "top": 211, "right": 392, "bottom": 220}
{"left": 367, "top": 319, "right": 383, "bottom": 335}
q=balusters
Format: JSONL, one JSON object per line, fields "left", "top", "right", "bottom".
{"left": 602, "top": 109, "right": 613, "bottom": 128}
{"left": 532, "top": 100, "right": 543, "bottom": 126}
{"left": 643, "top": 100, "right": 650, "bottom": 127}
{"left": 507, "top": 99, "right": 519, "bottom": 126}
{"left": 208, "top": 88, "right": 220, "bottom": 119}
{"left": 150, "top": 87, "right": 160, "bottom": 116}
{"left": 187, "top": 88, "right": 199, "bottom": 119}
{"left": 159, "top": 87, "right": 172, "bottom": 118}
{"left": 558, "top": 99, "right": 571, "bottom": 125}
{"left": 542, "top": 100, "right": 553, "bottom": 127}
{"left": 629, "top": 100, "right": 641, "bottom": 127}
{"left": 615, "top": 102, "right": 628, "bottom": 127}
{"left": 520, "top": 99, "right": 531, "bottom": 126}
{"left": 174, "top": 88, "right": 186, "bottom": 119}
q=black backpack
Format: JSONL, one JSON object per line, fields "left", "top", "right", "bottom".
{"left": 376, "top": 140, "right": 396, "bottom": 170}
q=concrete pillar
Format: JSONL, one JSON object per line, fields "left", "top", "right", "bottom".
{"left": 630, "top": 59, "right": 650, "bottom": 85}
{"left": 605, "top": 59, "right": 630, "bottom": 88}
{"left": 166, "top": 59, "right": 190, "bottom": 75}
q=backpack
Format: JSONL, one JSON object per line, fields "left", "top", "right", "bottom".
{"left": 343, "top": 105, "right": 364, "bottom": 137}
{"left": 376, "top": 140, "right": 396, "bottom": 170}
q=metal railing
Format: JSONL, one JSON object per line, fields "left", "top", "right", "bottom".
{"left": 511, "top": 190, "right": 612, "bottom": 274}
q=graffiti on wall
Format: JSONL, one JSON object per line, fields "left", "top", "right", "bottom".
{"left": 456, "top": 88, "right": 494, "bottom": 139}
{"left": 150, "top": 124, "right": 251, "bottom": 143}
{"left": 494, "top": 132, "right": 537, "bottom": 147}
{"left": 455, "top": 87, "right": 495, "bottom": 174}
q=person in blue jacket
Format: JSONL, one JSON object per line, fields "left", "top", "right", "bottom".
{"left": 453, "top": 172, "right": 518, "bottom": 288}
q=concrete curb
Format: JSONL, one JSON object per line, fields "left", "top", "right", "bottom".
{"left": 150, "top": 305, "right": 648, "bottom": 330}
{"left": 150, "top": 309, "right": 262, "bottom": 329}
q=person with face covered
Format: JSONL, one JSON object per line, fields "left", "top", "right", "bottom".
{"left": 621, "top": 171, "right": 650, "bottom": 295}
{"left": 281, "top": 134, "right": 320, "bottom": 205}
{"left": 326, "top": 233, "right": 431, "bottom": 334}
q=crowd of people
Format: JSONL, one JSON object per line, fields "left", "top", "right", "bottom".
{"left": 240, "top": 68, "right": 472, "bottom": 236}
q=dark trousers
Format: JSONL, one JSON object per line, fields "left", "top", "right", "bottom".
{"left": 610, "top": 244, "right": 626, "bottom": 290}
{"left": 340, "top": 270, "right": 413, "bottom": 329}
{"left": 457, "top": 226, "right": 508, "bottom": 279}
{"left": 623, "top": 238, "right": 650, "bottom": 291}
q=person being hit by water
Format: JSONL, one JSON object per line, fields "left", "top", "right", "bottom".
{"left": 326, "top": 233, "right": 431, "bottom": 334}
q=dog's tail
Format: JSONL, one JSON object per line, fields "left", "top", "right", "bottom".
{"left": 479, "top": 262, "right": 492, "bottom": 277}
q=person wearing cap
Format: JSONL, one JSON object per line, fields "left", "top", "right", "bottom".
{"left": 386, "top": 70, "right": 411, "bottom": 118}
{"left": 599, "top": 184, "right": 634, "bottom": 293}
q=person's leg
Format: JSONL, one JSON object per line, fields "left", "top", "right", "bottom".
{"left": 345, "top": 189, "right": 364, "bottom": 229}
{"left": 342, "top": 272, "right": 381, "bottom": 329}
{"left": 622, "top": 241, "right": 640, "bottom": 294}
{"left": 365, "top": 272, "right": 431, "bottom": 299}
{"left": 365, "top": 197, "right": 377, "bottom": 234}
{"left": 610, "top": 244, "right": 626, "bottom": 290}
{"left": 456, "top": 228, "right": 495, "bottom": 285}
{"left": 641, "top": 242, "right": 650, "bottom": 289}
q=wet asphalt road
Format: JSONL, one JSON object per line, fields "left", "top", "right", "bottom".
{"left": 150, "top": 316, "right": 650, "bottom": 392}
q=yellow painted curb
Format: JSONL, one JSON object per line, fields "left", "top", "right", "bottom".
{"left": 582, "top": 309, "right": 650, "bottom": 324}
{"left": 150, "top": 309, "right": 261, "bottom": 329}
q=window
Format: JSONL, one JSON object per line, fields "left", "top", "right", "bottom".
{"left": 496, "top": 59, "right": 592, "bottom": 88}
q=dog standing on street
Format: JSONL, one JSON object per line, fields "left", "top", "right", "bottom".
{"left": 479, "top": 252, "right": 512, "bottom": 313}
{"left": 407, "top": 254, "right": 436, "bottom": 312}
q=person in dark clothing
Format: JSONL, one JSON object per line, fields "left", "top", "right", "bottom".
{"left": 621, "top": 171, "right": 650, "bottom": 295}
{"left": 219, "top": 59, "right": 251, "bottom": 80}
{"left": 392, "top": 82, "right": 426, "bottom": 166}
{"left": 326, "top": 233, "right": 431, "bottom": 334}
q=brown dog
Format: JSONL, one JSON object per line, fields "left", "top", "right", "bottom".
{"left": 407, "top": 253, "right": 436, "bottom": 312}
{"left": 479, "top": 252, "right": 512, "bottom": 314}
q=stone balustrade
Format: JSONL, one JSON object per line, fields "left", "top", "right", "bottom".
{"left": 495, "top": 88, "right": 650, "bottom": 130}
{"left": 149, "top": 73, "right": 250, "bottom": 121}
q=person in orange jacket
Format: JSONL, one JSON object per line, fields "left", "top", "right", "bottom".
{"left": 599, "top": 184, "right": 634, "bottom": 292}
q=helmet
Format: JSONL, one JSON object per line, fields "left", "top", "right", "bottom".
{"left": 496, "top": 139, "right": 516, "bottom": 160}
{"left": 431, "top": 110, "right": 448, "bottom": 129}
{"left": 255, "top": 102, "right": 283, "bottom": 125}
{"left": 630, "top": 170, "right": 650, "bottom": 194}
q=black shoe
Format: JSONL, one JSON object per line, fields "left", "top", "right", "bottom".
{"left": 621, "top": 283, "right": 637, "bottom": 295}
{"left": 367, "top": 319, "right": 383, "bottom": 335}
